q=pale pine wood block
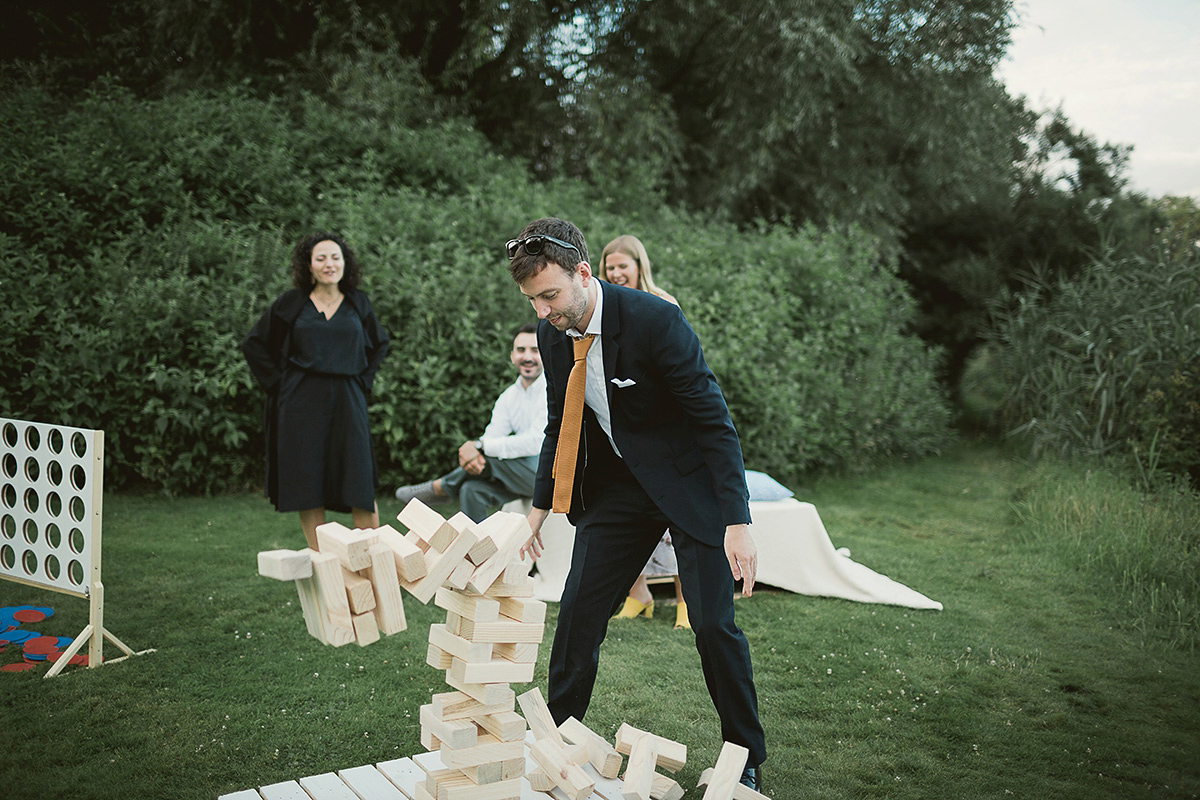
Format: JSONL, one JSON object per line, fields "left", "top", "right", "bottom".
{"left": 431, "top": 689, "right": 516, "bottom": 721}
{"left": 466, "top": 512, "right": 532, "bottom": 594}
{"left": 699, "top": 742, "right": 749, "bottom": 800}
{"left": 311, "top": 550, "right": 355, "bottom": 647}
{"left": 697, "top": 768, "right": 768, "bottom": 800}
{"left": 412, "top": 749, "right": 458, "bottom": 781}
{"left": 447, "top": 557, "right": 475, "bottom": 590}
{"left": 421, "top": 727, "right": 443, "bottom": 752}
{"left": 335, "top": 764, "right": 410, "bottom": 800}
{"left": 442, "top": 775, "right": 522, "bottom": 800}
{"left": 435, "top": 586, "right": 501, "bottom": 622}
{"left": 526, "top": 767, "right": 554, "bottom": 792}
{"left": 529, "top": 738, "right": 594, "bottom": 800}
{"left": 316, "top": 521, "right": 378, "bottom": 572}
{"left": 441, "top": 733, "right": 524, "bottom": 769}
{"left": 398, "top": 498, "right": 459, "bottom": 551}
{"left": 446, "top": 672, "right": 516, "bottom": 706}
{"left": 374, "top": 756, "right": 423, "bottom": 797}
{"left": 621, "top": 733, "right": 659, "bottom": 800}
{"left": 259, "top": 780, "right": 312, "bottom": 800}
{"left": 454, "top": 617, "right": 544, "bottom": 644}
{"left": 430, "top": 622, "right": 495, "bottom": 663}
{"left": 516, "top": 687, "right": 564, "bottom": 747}
{"left": 294, "top": 572, "right": 326, "bottom": 643}
{"left": 450, "top": 655, "right": 536, "bottom": 686}
{"left": 466, "top": 527, "right": 499, "bottom": 566}
{"left": 472, "top": 709, "right": 527, "bottom": 742}
{"left": 258, "top": 549, "right": 313, "bottom": 581}
{"left": 366, "top": 542, "right": 407, "bottom": 635}
{"left": 651, "top": 773, "right": 685, "bottom": 800}
{"left": 353, "top": 610, "right": 380, "bottom": 647}
{"left": 342, "top": 566, "right": 377, "bottom": 614}
{"left": 412, "top": 780, "right": 436, "bottom": 800}
{"left": 497, "top": 596, "right": 546, "bottom": 625}
{"left": 493, "top": 641, "right": 539, "bottom": 664}
{"left": 401, "top": 522, "right": 480, "bottom": 604}
{"left": 483, "top": 572, "right": 534, "bottom": 598}
{"left": 559, "top": 716, "right": 622, "bottom": 780}
{"left": 377, "top": 524, "right": 428, "bottom": 581}
{"left": 297, "top": 772, "right": 360, "bottom": 799}
{"left": 420, "top": 703, "right": 480, "bottom": 750}
{"left": 427, "top": 642, "right": 456, "bottom": 670}
{"left": 615, "top": 724, "right": 687, "bottom": 773}
{"left": 461, "top": 760, "right": 504, "bottom": 786}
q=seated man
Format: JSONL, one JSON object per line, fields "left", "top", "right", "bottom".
{"left": 394, "top": 322, "right": 546, "bottom": 522}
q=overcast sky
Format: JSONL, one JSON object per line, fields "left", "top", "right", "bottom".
{"left": 996, "top": 0, "right": 1200, "bottom": 200}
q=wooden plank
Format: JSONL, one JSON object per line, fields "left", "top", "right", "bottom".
{"left": 493, "top": 641, "right": 539, "bottom": 664}
{"left": 420, "top": 702, "right": 481, "bottom": 750}
{"left": 377, "top": 524, "right": 428, "bottom": 581}
{"left": 430, "top": 622, "right": 494, "bottom": 663}
{"left": 559, "top": 716, "right": 622, "bottom": 780}
{"left": 467, "top": 513, "right": 532, "bottom": 595}
{"left": 516, "top": 687, "right": 564, "bottom": 747}
{"left": 432, "top": 690, "right": 515, "bottom": 721}
{"left": 441, "top": 776, "right": 523, "bottom": 800}
{"left": 294, "top": 573, "right": 326, "bottom": 643}
{"left": 435, "top": 587, "right": 501, "bottom": 622}
{"left": 699, "top": 742, "right": 748, "bottom": 800}
{"left": 696, "top": 768, "right": 769, "bottom": 800}
{"left": 497, "top": 597, "right": 546, "bottom": 625}
{"left": 397, "top": 498, "right": 459, "bottom": 551}
{"left": 342, "top": 567, "right": 377, "bottom": 614}
{"left": 316, "top": 521, "right": 378, "bottom": 571}
{"left": 258, "top": 549, "right": 312, "bottom": 581}
{"left": 353, "top": 610, "right": 380, "bottom": 647}
{"left": 650, "top": 773, "right": 684, "bottom": 800}
{"left": 366, "top": 543, "right": 407, "bottom": 635}
{"left": 529, "top": 738, "right": 594, "bottom": 800}
{"left": 427, "top": 643, "right": 455, "bottom": 670}
{"left": 483, "top": 572, "right": 534, "bottom": 598}
{"left": 217, "top": 791, "right": 262, "bottom": 800}
{"left": 337, "top": 764, "right": 410, "bottom": 800}
{"left": 472, "top": 709, "right": 527, "bottom": 742}
{"left": 258, "top": 781, "right": 311, "bottom": 800}
{"left": 375, "top": 756, "right": 422, "bottom": 799}
{"left": 450, "top": 655, "right": 536, "bottom": 686}
{"left": 298, "top": 772, "right": 361, "bottom": 800}
{"left": 401, "top": 522, "right": 480, "bottom": 604}
{"left": 453, "top": 617, "right": 544, "bottom": 644}
{"left": 310, "top": 550, "right": 355, "bottom": 647}
{"left": 445, "top": 671, "right": 516, "bottom": 706}
{"left": 614, "top": 724, "right": 686, "bottom": 773}
{"left": 620, "top": 733, "right": 659, "bottom": 800}
{"left": 441, "top": 734, "right": 525, "bottom": 769}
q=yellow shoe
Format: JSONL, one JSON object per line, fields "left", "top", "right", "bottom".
{"left": 674, "top": 601, "right": 691, "bottom": 630}
{"left": 615, "top": 596, "right": 654, "bottom": 619}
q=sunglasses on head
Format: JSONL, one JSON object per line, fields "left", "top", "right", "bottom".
{"left": 506, "top": 234, "right": 581, "bottom": 260}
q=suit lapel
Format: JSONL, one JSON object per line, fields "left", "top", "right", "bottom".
{"left": 600, "top": 281, "right": 621, "bottom": 407}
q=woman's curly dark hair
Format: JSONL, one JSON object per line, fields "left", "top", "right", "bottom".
{"left": 290, "top": 231, "right": 362, "bottom": 293}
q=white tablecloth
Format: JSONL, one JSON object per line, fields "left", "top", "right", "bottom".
{"left": 509, "top": 498, "right": 942, "bottom": 610}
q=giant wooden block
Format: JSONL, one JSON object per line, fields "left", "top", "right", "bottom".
{"left": 316, "top": 521, "right": 378, "bottom": 571}
{"left": 615, "top": 724, "right": 686, "bottom": 773}
{"left": 366, "top": 542, "right": 408, "bottom": 635}
{"left": 450, "top": 655, "right": 536, "bottom": 686}
{"left": 516, "top": 687, "right": 564, "bottom": 748}
{"left": 293, "top": 572, "right": 325, "bottom": 643}
{"left": 529, "top": 737, "right": 594, "bottom": 800}
{"left": 467, "top": 512, "right": 532, "bottom": 594}
{"left": 430, "top": 622, "right": 494, "bottom": 663}
{"left": 440, "top": 733, "right": 524, "bottom": 769}
{"left": 621, "top": 733, "right": 659, "bottom": 800}
{"left": 398, "top": 499, "right": 461, "bottom": 551}
{"left": 472, "top": 709, "right": 527, "bottom": 742}
{"left": 446, "top": 672, "right": 515, "bottom": 706}
{"left": 258, "top": 549, "right": 313, "bottom": 581}
{"left": 697, "top": 767, "right": 769, "bottom": 800}
{"left": 497, "top": 596, "right": 546, "bottom": 624}
{"left": 493, "top": 641, "right": 539, "bottom": 664}
{"left": 450, "top": 615, "right": 544, "bottom": 644}
{"left": 427, "top": 643, "right": 455, "bottom": 670}
{"left": 401, "top": 519, "right": 480, "bottom": 604}
{"left": 432, "top": 690, "right": 515, "bottom": 721}
{"left": 310, "top": 550, "right": 355, "bottom": 646}
{"left": 436, "top": 587, "right": 501, "bottom": 622}
{"left": 342, "top": 566, "right": 377, "bottom": 614}
{"left": 420, "top": 703, "right": 480, "bottom": 750}
{"left": 651, "top": 773, "right": 685, "bottom": 800}
{"left": 433, "top": 775, "right": 522, "bottom": 800}
{"left": 353, "top": 610, "right": 380, "bottom": 647}
{"left": 377, "top": 524, "right": 428, "bottom": 581}
{"left": 559, "top": 716, "right": 622, "bottom": 780}
{"left": 699, "top": 742, "right": 749, "bottom": 800}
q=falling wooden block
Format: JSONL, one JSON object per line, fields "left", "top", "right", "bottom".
{"left": 484, "top": 570, "right": 535, "bottom": 598}
{"left": 342, "top": 567, "right": 377, "bottom": 614}
{"left": 447, "top": 558, "right": 476, "bottom": 590}
{"left": 651, "top": 773, "right": 686, "bottom": 800}
{"left": 365, "top": 542, "right": 407, "bottom": 635}
{"left": 615, "top": 724, "right": 686, "bottom": 773}
{"left": 353, "top": 610, "right": 380, "bottom": 646}
{"left": 621, "top": 733, "right": 660, "bottom": 800}
{"left": 316, "top": 521, "right": 378, "bottom": 571}
{"left": 529, "top": 737, "right": 594, "bottom": 800}
{"left": 398, "top": 499, "right": 461, "bottom": 551}
{"left": 310, "top": 550, "right": 355, "bottom": 647}
{"left": 527, "top": 767, "right": 555, "bottom": 792}
{"left": 516, "top": 687, "right": 564, "bottom": 747}
{"left": 377, "top": 524, "right": 428, "bottom": 581}
{"left": 420, "top": 703, "right": 480, "bottom": 750}
{"left": 258, "top": 549, "right": 313, "bottom": 581}
{"left": 700, "top": 742, "right": 749, "bottom": 800}
{"left": 401, "top": 520, "right": 480, "bottom": 604}
{"left": 559, "top": 716, "right": 623, "bottom": 780}
{"left": 294, "top": 568, "right": 325, "bottom": 643}
{"left": 435, "top": 587, "right": 501, "bottom": 622}
{"left": 467, "top": 512, "right": 532, "bottom": 594}
{"left": 467, "top": 529, "right": 500, "bottom": 566}
{"left": 697, "top": 768, "right": 769, "bottom": 800}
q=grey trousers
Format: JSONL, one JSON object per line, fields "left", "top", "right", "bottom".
{"left": 439, "top": 455, "right": 538, "bottom": 523}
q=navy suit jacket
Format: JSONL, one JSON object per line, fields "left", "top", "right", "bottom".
{"left": 533, "top": 280, "right": 750, "bottom": 546}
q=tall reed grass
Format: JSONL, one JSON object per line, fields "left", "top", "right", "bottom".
{"left": 1011, "top": 459, "right": 1200, "bottom": 650}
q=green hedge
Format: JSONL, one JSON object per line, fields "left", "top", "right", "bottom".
{"left": 1, "top": 80, "right": 952, "bottom": 495}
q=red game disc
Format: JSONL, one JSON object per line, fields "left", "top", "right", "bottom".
{"left": 12, "top": 610, "right": 47, "bottom": 623}
{"left": 22, "top": 636, "right": 60, "bottom": 654}
{"left": 1, "top": 662, "right": 38, "bottom": 672}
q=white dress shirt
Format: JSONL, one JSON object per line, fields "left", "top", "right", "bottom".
{"left": 478, "top": 371, "right": 548, "bottom": 459}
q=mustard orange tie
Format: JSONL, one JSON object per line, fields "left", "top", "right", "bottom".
{"left": 552, "top": 334, "right": 595, "bottom": 513}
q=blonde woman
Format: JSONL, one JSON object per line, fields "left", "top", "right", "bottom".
{"left": 598, "top": 235, "right": 689, "bottom": 629}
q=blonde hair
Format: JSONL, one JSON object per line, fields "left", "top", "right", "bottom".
{"left": 599, "top": 235, "right": 665, "bottom": 297}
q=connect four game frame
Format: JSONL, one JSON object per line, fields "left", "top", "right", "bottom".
{"left": 1, "top": 417, "right": 151, "bottom": 676}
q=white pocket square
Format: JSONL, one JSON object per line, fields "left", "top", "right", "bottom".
{"left": 611, "top": 378, "right": 637, "bottom": 388}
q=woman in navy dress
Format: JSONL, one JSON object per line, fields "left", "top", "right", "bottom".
{"left": 242, "top": 232, "right": 390, "bottom": 548}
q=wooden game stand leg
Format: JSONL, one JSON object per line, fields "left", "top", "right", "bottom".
{"left": 44, "top": 580, "right": 155, "bottom": 678}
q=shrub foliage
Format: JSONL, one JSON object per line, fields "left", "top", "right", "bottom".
{"left": 1, "top": 80, "right": 951, "bottom": 494}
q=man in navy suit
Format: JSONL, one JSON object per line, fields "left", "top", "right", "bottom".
{"left": 508, "top": 217, "right": 766, "bottom": 790}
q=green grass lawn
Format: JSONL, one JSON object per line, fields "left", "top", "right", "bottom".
{"left": 1, "top": 442, "right": 1197, "bottom": 799}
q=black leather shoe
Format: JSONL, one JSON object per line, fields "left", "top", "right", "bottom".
{"left": 740, "top": 763, "right": 762, "bottom": 792}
